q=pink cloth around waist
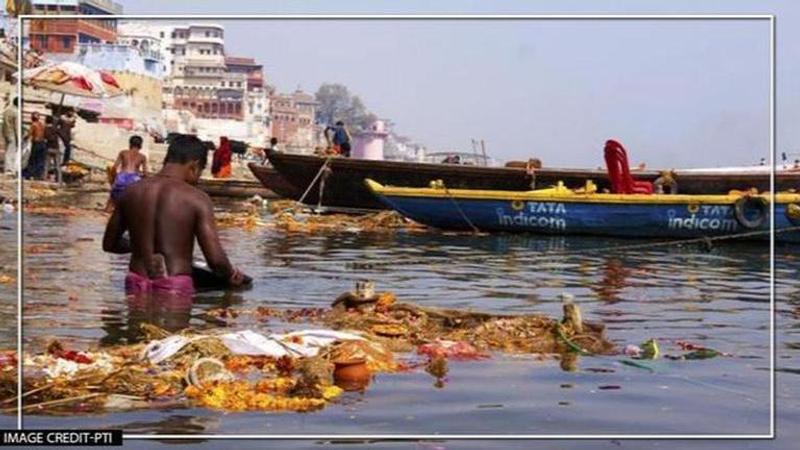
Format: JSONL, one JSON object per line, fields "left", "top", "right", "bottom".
{"left": 125, "top": 271, "right": 194, "bottom": 297}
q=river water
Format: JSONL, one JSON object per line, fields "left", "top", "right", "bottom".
{"left": 9, "top": 204, "right": 800, "bottom": 448}
{"left": 0, "top": 212, "right": 17, "bottom": 429}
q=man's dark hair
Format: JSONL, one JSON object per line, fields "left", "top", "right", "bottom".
{"left": 335, "top": 121, "right": 344, "bottom": 126}
{"left": 270, "top": 137, "right": 278, "bottom": 145}
{"left": 129, "top": 135, "right": 143, "bottom": 149}
{"left": 12, "top": 97, "right": 18, "bottom": 107}
{"left": 45, "top": 116, "right": 53, "bottom": 124}
{"left": 164, "top": 134, "right": 208, "bottom": 168}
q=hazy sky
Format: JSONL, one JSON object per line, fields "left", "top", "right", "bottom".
{"left": 117, "top": 1, "right": 797, "bottom": 168}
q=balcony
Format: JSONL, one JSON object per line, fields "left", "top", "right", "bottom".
{"left": 185, "top": 57, "right": 226, "bottom": 67}
{"left": 140, "top": 49, "right": 163, "bottom": 62}
{"left": 29, "top": 20, "right": 79, "bottom": 35}
{"left": 183, "top": 69, "right": 222, "bottom": 79}
{"left": 77, "top": 19, "right": 117, "bottom": 42}
{"left": 187, "top": 35, "right": 224, "bottom": 46}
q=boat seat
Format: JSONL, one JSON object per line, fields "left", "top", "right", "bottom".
{"left": 604, "top": 139, "right": 653, "bottom": 194}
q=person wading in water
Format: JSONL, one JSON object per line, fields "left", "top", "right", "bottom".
{"left": 106, "top": 135, "right": 148, "bottom": 212}
{"left": 102, "top": 135, "right": 249, "bottom": 298}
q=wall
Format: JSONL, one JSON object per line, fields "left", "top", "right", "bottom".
{"left": 110, "top": 71, "right": 163, "bottom": 112}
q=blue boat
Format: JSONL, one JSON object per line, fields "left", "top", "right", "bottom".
{"left": 365, "top": 179, "right": 800, "bottom": 242}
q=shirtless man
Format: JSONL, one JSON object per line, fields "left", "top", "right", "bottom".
{"left": 102, "top": 134, "right": 248, "bottom": 297}
{"left": 107, "top": 135, "right": 147, "bottom": 211}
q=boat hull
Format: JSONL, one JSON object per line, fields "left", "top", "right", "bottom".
{"left": 265, "top": 150, "right": 534, "bottom": 209}
{"left": 367, "top": 181, "right": 800, "bottom": 242}
{"left": 198, "top": 177, "right": 276, "bottom": 199}
{"left": 265, "top": 151, "right": 800, "bottom": 210}
{"left": 248, "top": 163, "right": 304, "bottom": 200}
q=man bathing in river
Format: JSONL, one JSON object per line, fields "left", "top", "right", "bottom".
{"left": 102, "top": 134, "right": 249, "bottom": 297}
{"left": 106, "top": 135, "right": 148, "bottom": 212}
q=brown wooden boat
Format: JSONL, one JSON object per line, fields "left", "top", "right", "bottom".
{"left": 247, "top": 163, "right": 303, "bottom": 200}
{"left": 259, "top": 149, "right": 800, "bottom": 210}
{"left": 197, "top": 177, "right": 277, "bottom": 199}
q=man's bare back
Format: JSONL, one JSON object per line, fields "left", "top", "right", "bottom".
{"left": 103, "top": 135, "right": 247, "bottom": 291}
{"left": 115, "top": 149, "right": 147, "bottom": 175}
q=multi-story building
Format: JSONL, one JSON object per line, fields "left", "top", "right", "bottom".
{"left": 27, "top": 0, "right": 123, "bottom": 54}
{"left": 226, "top": 56, "right": 269, "bottom": 126}
{"left": 117, "top": 22, "right": 174, "bottom": 75}
{"left": 271, "top": 89, "right": 317, "bottom": 151}
{"left": 225, "top": 56, "right": 264, "bottom": 91}
{"left": 116, "top": 31, "right": 164, "bottom": 79}
{"left": 160, "top": 23, "right": 251, "bottom": 120}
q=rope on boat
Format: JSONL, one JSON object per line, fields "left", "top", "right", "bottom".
{"left": 285, "top": 157, "right": 333, "bottom": 213}
{"left": 339, "top": 225, "right": 800, "bottom": 270}
{"left": 442, "top": 184, "right": 481, "bottom": 234}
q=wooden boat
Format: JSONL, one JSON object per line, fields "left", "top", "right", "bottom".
{"left": 263, "top": 149, "right": 800, "bottom": 210}
{"left": 198, "top": 177, "right": 277, "bottom": 199}
{"left": 365, "top": 179, "right": 800, "bottom": 242}
{"left": 247, "top": 163, "right": 303, "bottom": 200}
{"left": 261, "top": 150, "right": 534, "bottom": 209}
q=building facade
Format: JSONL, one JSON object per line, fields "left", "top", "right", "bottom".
{"left": 270, "top": 89, "right": 317, "bottom": 150}
{"left": 28, "top": 0, "right": 122, "bottom": 53}
{"left": 226, "top": 56, "right": 269, "bottom": 126}
{"left": 162, "top": 23, "right": 249, "bottom": 120}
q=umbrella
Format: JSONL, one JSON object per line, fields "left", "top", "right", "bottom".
{"left": 20, "top": 61, "right": 124, "bottom": 99}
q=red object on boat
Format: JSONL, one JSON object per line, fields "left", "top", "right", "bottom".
{"left": 417, "top": 340, "right": 487, "bottom": 360}
{"left": 604, "top": 139, "right": 654, "bottom": 194}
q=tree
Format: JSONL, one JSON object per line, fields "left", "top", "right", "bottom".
{"left": 315, "top": 83, "right": 351, "bottom": 126}
{"left": 315, "top": 83, "right": 377, "bottom": 131}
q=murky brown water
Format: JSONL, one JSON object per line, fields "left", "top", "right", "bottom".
{"left": 11, "top": 204, "right": 800, "bottom": 446}
{"left": 0, "top": 212, "right": 17, "bottom": 428}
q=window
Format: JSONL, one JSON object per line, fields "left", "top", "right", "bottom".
{"left": 62, "top": 36, "right": 72, "bottom": 49}
{"left": 160, "top": 31, "right": 164, "bottom": 38}
{"left": 205, "top": 31, "right": 210, "bottom": 37}
{"left": 171, "top": 32, "right": 176, "bottom": 38}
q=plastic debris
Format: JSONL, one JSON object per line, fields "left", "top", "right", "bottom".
{"left": 143, "top": 329, "right": 364, "bottom": 364}
{"left": 623, "top": 344, "right": 642, "bottom": 358}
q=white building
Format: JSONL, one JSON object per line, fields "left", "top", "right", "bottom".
{"left": 117, "top": 21, "right": 271, "bottom": 144}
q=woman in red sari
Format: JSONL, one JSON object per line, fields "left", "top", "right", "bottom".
{"left": 212, "top": 136, "right": 232, "bottom": 178}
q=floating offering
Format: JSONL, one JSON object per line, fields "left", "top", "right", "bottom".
{"left": 6, "top": 283, "right": 614, "bottom": 415}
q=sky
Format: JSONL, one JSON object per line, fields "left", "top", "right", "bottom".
{"left": 116, "top": 0, "right": 798, "bottom": 169}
